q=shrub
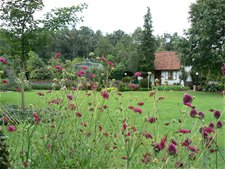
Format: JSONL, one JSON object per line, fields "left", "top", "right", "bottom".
{"left": 0, "top": 126, "right": 10, "bottom": 168}
{"left": 139, "top": 78, "right": 151, "bottom": 88}
{"left": 121, "top": 76, "right": 132, "bottom": 83}
{"left": 30, "top": 67, "right": 53, "bottom": 80}
{"left": 153, "top": 85, "right": 190, "bottom": 91}
{"left": 31, "top": 82, "right": 60, "bottom": 90}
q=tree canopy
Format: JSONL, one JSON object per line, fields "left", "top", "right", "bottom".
{"left": 180, "top": 0, "right": 225, "bottom": 76}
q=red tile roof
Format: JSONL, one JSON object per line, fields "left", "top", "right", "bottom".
{"left": 154, "top": 51, "right": 180, "bottom": 70}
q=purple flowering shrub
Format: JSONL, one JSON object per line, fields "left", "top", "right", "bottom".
{"left": 1, "top": 56, "right": 225, "bottom": 168}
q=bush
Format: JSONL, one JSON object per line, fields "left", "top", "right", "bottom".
{"left": 30, "top": 67, "right": 53, "bottom": 80}
{"left": 31, "top": 82, "right": 60, "bottom": 90}
{"left": 153, "top": 85, "right": 190, "bottom": 91}
{"left": 118, "top": 82, "right": 127, "bottom": 91}
{"left": 121, "top": 76, "right": 132, "bottom": 83}
{"left": 2, "top": 83, "right": 31, "bottom": 91}
{"left": 202, "top": 82, "right": 223, "bottom": 92}
{"left": 139, "top": 78, "right": 151, "bottom": 88}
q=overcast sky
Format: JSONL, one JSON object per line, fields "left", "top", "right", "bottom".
{"left": 42, "top": 0, "right": 196, "bottom": 35}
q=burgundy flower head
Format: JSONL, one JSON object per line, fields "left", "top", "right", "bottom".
{"left": 167, "top": 143, "right": 178, "bottom": 156}
{"left": 8, "top": 125, "right": 16, "bottom": 132}
{"left": 214, "top": 110, "right": 221, "bottom": 119}
{"left": 183, "top": 93, "right": 193, "bottom": 105}
{"left": 144, "top": 132, "right": 153, "bottom": 139}
{"left": 0, "top": 57, "right": 7, "bottom": 64}
{"left": 209, "top": 122, "right": 215, "bottom": 129}
{"left": 178, "top": 129, "right": 191, "bottom": 134}
{"left": 55, "top": 65, "right": 63, "bottom": 71}
{"left": 133, "top": 107, "right": 142, "bottom": 114}
{"left": 137, "top": 102, "right": 144, "bottom": 106}
{"left": 198, "top": 112, "right": 205, "bottom": 119}
{"left": 190, "top": 109, "right": 197, "bottom": 118}
{"left": 55, "top": 51, "right": 61, "bottom": 59}
{"left": 101, "top": 91, "right": 109, "bottom": 99}
{"left": 217, "top": 121, "right": 223, "bottom": 128}
{"left": 147, "top": 117, "right": 157, "bottom": 123}
{"left": 67, "top": 94, "right": 73, "bottom": 101}
{"left": 134, "top": 72, "right": 142, "bottom": 77}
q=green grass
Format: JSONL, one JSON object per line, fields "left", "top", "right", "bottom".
{"left": 1, "top": 90, "right": 225, "bottom": 168}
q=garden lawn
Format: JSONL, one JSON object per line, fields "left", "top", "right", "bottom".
{"left": 1, "top": 90, "right": 225, "bottom": 168}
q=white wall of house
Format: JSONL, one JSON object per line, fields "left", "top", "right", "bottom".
{"left": 161, "top": 70, "right": 181, "bottom": 85}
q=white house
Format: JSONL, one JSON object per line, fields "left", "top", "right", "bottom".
{"left": 152, "top": 51, "right": 181, "bottom": 85}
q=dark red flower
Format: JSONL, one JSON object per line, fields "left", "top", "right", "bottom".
{"left": 187, "top": 145, "right": 198, "bottom": 153}
{"left": 8, "top": 125, "right": 16, "bottom": 132}
{"left": 55, "top": 65, "right": 63, "bottom": 71}
{"left": 128, "top": 83, "right": 138, "bottom": 90}
{"left": 181, "top": 138, "right": 192, "bottom": 146}
{"left": 33, "top": 113, "right": 41, "bottom": 123}
{"left": 55, "top": 51, "right": 61, "bottom": 59}
{"left": 214, "top": 110, "right": 221, "bottom": 119}
{"left": 23, "top": 161, "right": 29, "bottom": 167}
{"left": 122, "top": 156, "right": 127, "bottom": 160}
{"left": 133, "top": 107, "right": 142, "bottom": 114}
{"left": 0, "top": 57, "right": 7, "bottom": 64}
{"left": 183, "top": 93, "right": 193, "bottom": 105}
{"left": 147, "top": 117, "right": 157, "bottom": 123}
{"left": 198, "top": 112, "right": 205, "bottom": 119}
{"left": 154, "top": 137, "right": 167, "bottom": 152}
{"left": 16, "top": 88, "right": 22, "bottom": 92}
{"left": 204, "top": 127, "right": 215, "bottom": 133}
{"left": 178, "top": 129, "right": 191, "bottom": 134}
{"left": 67, "top": 94, "right": 73, "bottom": 101}
{"left": 100, "top": 57, "right": 107, "bottom": 62}
{"left": 144, "top": 132, "right": 153, "bottom": 139}
{"left": 141, "top": 152, "right": 151, "bottom": 164}
{"left": 89, "top": 73, "right": 95, "bottom": 79}
{"left": 37, "top": 92, "right": 44, "bottom": 96}
{"left": 76, "top": 70, "right": 86, "bottom": 77}
{"left": 134, "top": 72, "right": 142, "bottom": 77}
{"left": 167, "top": 143, "right": 178, "bottom": 156}
{"left": 91, "top": 85, "right": 98, "bottom": 90}
{"left": 217, "top": 121, "right": 223, "bottom": 128}
{"left": 209, "top": 122, "right": 215, "bottom": 128}
{"left": 101, "top": 91, "right": 109, "bottom": 99}
{"left": 81, "top": 66, "right": 88, "bottom": 70}
{"left": 103, "top": 105, "right": 108, "bottom": 109}
{"left": 137, "top": 102, "right": 144, "bottom": 106}
{"left": 107, "top": 61, "right": 114, "bottom": 67}
{"left": 75, "top": 112, "right": 82, "bottom": 117}
{"left": 48, "top": 98, "right": 62, "bottom": 105}
{"left": 128, "top": 105, "right": 134, "bottom": 110}
{"left": 2, "top": 79, "right": 8, "bottom": 84}
{"left": 171, "top": 139, "right": 177, "bottom": 145}
{"left": 190, "top": 109, "right": 197, "bottom": 118}
{"left": 122, "top": 120, "right": 127, "bottom": 131}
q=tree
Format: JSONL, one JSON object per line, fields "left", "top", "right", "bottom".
{"left": 95, "top": 37, "right": 114, "bottom": 57}
{"left": 107, "top": 30, "right": 125, "bottom": 46}
{"left": 139, "top": 7, "right": 156, "bottom": 72}
{"left": 181, "top": 0, "right": 225, "bottom": 76}
{"left": 156, "top": 33, "right": 181, "bottom": 51}
{"left": 42, "top": 4, "right": 87, "bottom": 30}
{"left": 0, "top": 0, "right": 44, "bottom": 111}
{"left": 0, "top": 0, "right": 87, "bottom": 111}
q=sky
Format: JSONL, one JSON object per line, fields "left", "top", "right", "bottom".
{"left": 42, "top": 0, "right": 196, "bottom": 36}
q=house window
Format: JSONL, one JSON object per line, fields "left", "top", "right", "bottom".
{"left": 166, "top": 71, "right": 177, "bottom": 80}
